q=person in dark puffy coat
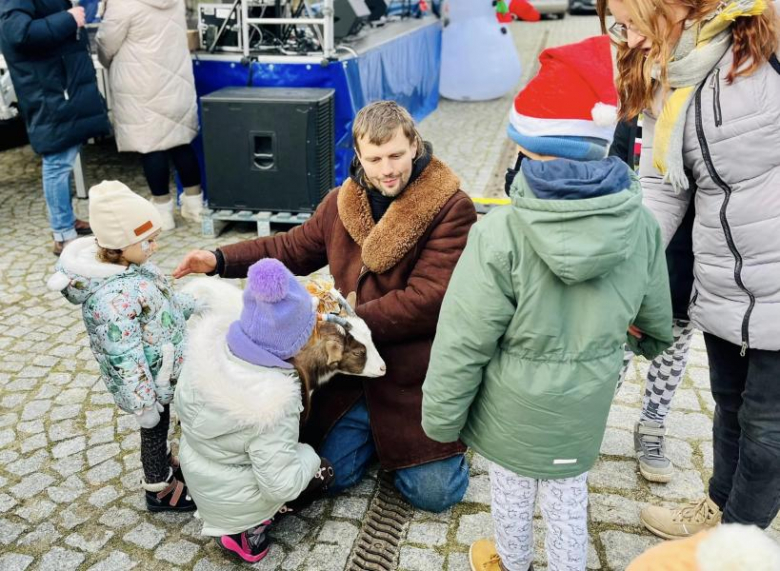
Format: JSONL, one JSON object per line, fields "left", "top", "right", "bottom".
{"left": 0, "top": 0, "right": 110, "bottom": 255}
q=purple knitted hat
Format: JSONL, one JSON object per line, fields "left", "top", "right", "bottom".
{"left": 225, "top": 259, "right": 316, "bottom": 369}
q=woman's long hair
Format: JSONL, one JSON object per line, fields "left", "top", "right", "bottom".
{"left": 598, "top": 0, "right": 779, "bottom": 119}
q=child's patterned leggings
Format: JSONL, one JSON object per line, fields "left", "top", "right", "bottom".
{"left": 489, "top": 462, "right": 588, "bottom": 571}
{"left": 140, "top": 404, "right": 170, "bottom": 484}
{"left": 617, "top": 319, "right": 694, "bottom": 424}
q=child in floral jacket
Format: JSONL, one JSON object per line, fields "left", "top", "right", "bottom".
{"left": 47, "top": 180, "right": 196, "bottom": 512}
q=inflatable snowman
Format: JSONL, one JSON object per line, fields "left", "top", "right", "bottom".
{"left": 439, "top": 0, "right": 523, "bottom": 101}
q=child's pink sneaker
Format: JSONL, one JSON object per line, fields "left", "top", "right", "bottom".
{"left": 218, "top": 523, "right": 271, "bottom": 563}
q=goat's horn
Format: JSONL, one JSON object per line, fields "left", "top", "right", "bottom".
{"left": 320, "top": 313, "right": 352, "bottom": 330}
{"left": 331, "top": 288, "right": 357, "bottom": 316}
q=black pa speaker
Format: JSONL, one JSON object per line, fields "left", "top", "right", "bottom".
{"left": 200, "top": 87, "right": 335, "bottom": 213}
{"left": 334, "top": 0, "right": 371, "bottom": 38}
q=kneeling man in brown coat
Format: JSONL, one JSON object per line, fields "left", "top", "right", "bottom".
{"left": 174, "top": 101, "right": 477, "bottom": 512}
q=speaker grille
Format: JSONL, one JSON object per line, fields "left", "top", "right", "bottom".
{"left": 316, "top": 97, "right": 336, "bottom": 199}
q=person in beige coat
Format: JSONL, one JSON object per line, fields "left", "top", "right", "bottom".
{"left": 97, "top": 0, "right": 203, "bottom": 229}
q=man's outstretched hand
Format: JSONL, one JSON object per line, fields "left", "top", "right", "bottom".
{"left": 173, "top": 250, "right": 217, "bottom": 279}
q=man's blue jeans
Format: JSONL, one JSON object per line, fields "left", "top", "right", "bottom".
{"left": 42, "top": 145, "right": 80, "bottom": 242}
{"left": 318, "top": 397, "right": 469, "bottom": 512}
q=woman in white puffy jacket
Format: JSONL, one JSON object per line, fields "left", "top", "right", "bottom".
{"left": 96, "top": 0, "right": 203, "bottom": 229}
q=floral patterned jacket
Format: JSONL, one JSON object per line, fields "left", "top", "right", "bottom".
{"left": 48, "top": 237, "right": 195, "bottom": 413}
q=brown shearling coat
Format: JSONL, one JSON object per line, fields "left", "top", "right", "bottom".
{"left": 218, "top": 157, "right": 477, "bottom": 469}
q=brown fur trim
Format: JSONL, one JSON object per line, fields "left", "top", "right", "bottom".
{"left": 337, "top": 157, "right": 461, "bottom": 273}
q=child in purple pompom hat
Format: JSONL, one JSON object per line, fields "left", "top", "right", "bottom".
{"left": 175, "top": 259, "right": 333, "bottom": 564}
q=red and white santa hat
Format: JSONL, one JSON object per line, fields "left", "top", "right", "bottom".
{"left": 508, "top": 35, "right": 618, "bottom": 152}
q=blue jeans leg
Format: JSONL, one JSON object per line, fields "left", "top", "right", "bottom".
{"left": 318, "top": 397, "right": 376, "bottom": 494}
{"left": 41, "top": 145, "right": 80, "bottom": 242}
{"left": 395, "top": 454, "right": 469, "bottom": 513}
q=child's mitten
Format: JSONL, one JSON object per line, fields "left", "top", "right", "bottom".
{"left": 136, "top": 402, "right": 164, "bottom": 429}
{"left": 154, "top": 343, "right": 176, "bottom": 405}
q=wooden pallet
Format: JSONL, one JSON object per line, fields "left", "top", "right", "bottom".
{"left": 201, "top": 208, "right": 312, "bottom": 238}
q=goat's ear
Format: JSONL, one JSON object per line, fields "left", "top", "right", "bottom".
{"left": 346, "top": 291, "right": 357, "bottom": 309}
{"left": 325, "top": 339, "right": 343, "bottom": 366}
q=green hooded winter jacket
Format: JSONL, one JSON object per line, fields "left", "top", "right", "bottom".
{"left": 422, "top": 157, "right": 673, "bottom": 479}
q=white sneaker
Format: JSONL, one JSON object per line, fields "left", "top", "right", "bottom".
{"left": 153, "top": 198, "right": 176, "bottom": 231}
{"left": 180, "top": 189, "right": 203, "bottom": 223}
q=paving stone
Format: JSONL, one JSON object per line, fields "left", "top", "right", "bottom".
{"left": 9, "top": 473, "right": 54, "bottom": 499}
{"left": 20, "top": 432, "right": 47, "bottom": 453}
{"left": 273, "top": 515, "right": 311, "bottom": 546}
{"left": 6, "top": 450, "right": 49, "bottom": 476}
{"left": 302, "top": 543, "right": 351, "bottom": 571}
{"left": 120, "top": 432, "right": 141, "bottom": 451}
{"left": 49, "top": 405, "right": 82, "bottom": 421}
{"left": 49, "top": 420, "right": 81, "bottom": 442}
{"left": 51, "top": 455, "right": 84, "bottom": 478}
{"left": 699, "top": 389, "right": 716, "bottom": 414}
{"left": 470, "top": 453, "right": 491, "bottom": 475}
{"left": 88, "top": 486, "right": 120, "bottom": 508}
{"left": 601, "top": 530, "right": 659, "bottom": 570}
{"left": 672, "top": 388, "right": 702, "bottom": 412}
{"left": 0, "top": 553, "right": 34, "bottom": 571}
{"left": 589, "top": 493, "right": 643, "bottom": 526}
{"left": 447, "top": 552, "right": 470, "bottom": 571}
{"left": 0, "top": 428, "right": 15, "bottom": 448}
{"left": 123, "top": 522, "right": 166, "bottom": 549}
{"left": 193, "top": 559, "right": 236, "bottom": 571}
{"left": 649, "top": 469, "right": 705, "bottom": 500}
{"left": 17, "top": 522, "right": 61, "bottom": 547}
{"left": 86, "top": 550, "right": 138, "bottom": 571}
{"left": 589, "top": 459, "right": 639, "bottom": 491}
{"left": 456, "top": 512, "right": 494, "bottom": 545}
{"left": 87, "top": 443, "right": 121, "bottom": 467}
{"left": 16, "top": 420, "right": 44, "bottom": 435}
{"left": 665, "top": 437, "right": 695, "bottom": 470}
{"left": 54, "top": 388, "right": 88, "bottom": 405}
{"left": 52, "top": 436, "right": 86, "bottom": 459}
{"left": 2, "top": 393, "right": 27, "bottom": 409}
{"left": 91, "top": 393, "right": 116, "bottom": 406}
{"left": 666, "top": 412, "right": 713, "bottom": 440}
{"left": 86, "top": 459, "right": 122, "bottom": 485}
{"left": 702, "top": 443, "right": 714, "bottom": 469}
{"left": 0, "top": 493, "right": 18, "bottom": 513}
{"left": 99, "top": 507, "right": 140, "bottom": 529}
{"left": 88, "top": 426, "right": 115, "bottom": 446}
{"left": 20, "top": 400, "right": 51, "bottom": 421}
{"left": 599, "top": 428, "right": 634, "bottom": 458}
{"left": 65, "top": 530, "right": 115, "bottom": 553}
{"left": 331, "top": 495, "right": 369, "bottom": 520}
{"left": 33, "top": 384, "right": 61, "bottom": 400}
{"left": 0, "top": 518, "right": 27, "bottom": 545}
{"left": 15, "top": 499, "right": 56, "bottom": 523}
{"left": 463, "top": 474, "right": 491, "bottom": 504}
{"left": 37, "top": 547, "right": 85, "bottom": 571}
{"left": 154, "top": 540, "right": 200, "bottom": 564}
{"left": 59, "top": 504, "right": 94, "bottom": 530}
{"left": 117, "top": 414, "right": 138, "bottom": 434}
{"left": 317, "top": 520, "right": 360, "bottom": 547}
{"left": 606, "top": 405, "right": 638, "bottom": 431}
{"left": 399, "top": 546, "right": 445, "bottom": 571}
{"left": 122, "top": 451, "right": 141, "bottom": 470}
{"left": 687, "top": 366, "right": 711, "bottom": 389}
{"left": 406, "top": 521, "right": 448, "bottom": 546}
{"left": 86, "top": 408, "right": 114, "bottom": 429}
{"left": 297, "top": 497, "right": 328, "bottom": 519}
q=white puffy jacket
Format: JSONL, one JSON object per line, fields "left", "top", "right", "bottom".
{"left": 96, "top": 0, "right": 198, "bottom": 153}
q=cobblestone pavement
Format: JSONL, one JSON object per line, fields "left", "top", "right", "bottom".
{"left": 1, "top": 16, "right": 779, "bottom": 571}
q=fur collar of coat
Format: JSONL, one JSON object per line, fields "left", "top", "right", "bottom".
{"left": 337, "top": 156, "right": 461, "bottom": 273}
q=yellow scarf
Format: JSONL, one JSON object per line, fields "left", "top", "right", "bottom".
{"left": 652, "top": 0, "right": 767, "bottom": 187}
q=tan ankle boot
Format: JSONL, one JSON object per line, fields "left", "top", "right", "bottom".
{"left": 641, "top": 496, "right": 721, "bottom": 540}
